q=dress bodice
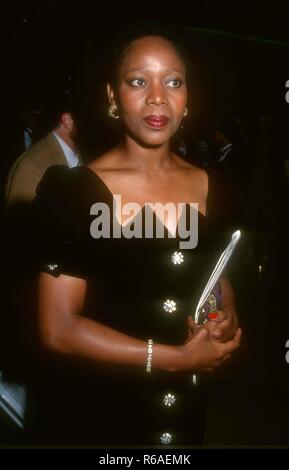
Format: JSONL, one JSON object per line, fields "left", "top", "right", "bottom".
{"left": 28, "top": 164, "right": 234, "bottom": 445}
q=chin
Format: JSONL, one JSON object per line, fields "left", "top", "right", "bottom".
{"left": 135, "top": 129, "right": 174, "bottom": 148}
{"left": 138, "top": 136, "right": 169, "bottom": 148}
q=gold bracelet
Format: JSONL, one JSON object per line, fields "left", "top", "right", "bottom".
{"left": 146, "top": 339, "right": 153, "bottom": 373}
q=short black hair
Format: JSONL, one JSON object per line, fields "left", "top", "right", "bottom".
{"left": 105, "top": 20, "right": 193, "bottom": 89}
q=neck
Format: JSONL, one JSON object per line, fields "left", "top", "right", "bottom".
{"left": 117, "top": 135, "right": 175, "bottom": 173}
{"left": 54, "top": 128, "right": 76, "bottom": 152}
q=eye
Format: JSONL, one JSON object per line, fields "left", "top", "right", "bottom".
{"left": 167, "top": 79, "right": 182, "bottom": 88}
{"left": 129, "top": 78, "right": 146, "bottom": 87}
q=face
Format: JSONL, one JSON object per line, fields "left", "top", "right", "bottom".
{"left": 61, "top": 112, "right": 78, "bottom": 149}
{"left": 108, "top": 36, "right": 188, "bottom": 147}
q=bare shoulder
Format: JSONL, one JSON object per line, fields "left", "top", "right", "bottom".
{"left": 87, "top": 148, "right": 120, "bottom": 173}
{"left": 86, "top": 149, "right": 129, "bottom": 190}
{"left": 174, "top": 154, "right": 208, "bottom": 187}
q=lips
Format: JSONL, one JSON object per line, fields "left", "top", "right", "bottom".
{"left": 144, "top": 115, "right": 169, "bottom": 128}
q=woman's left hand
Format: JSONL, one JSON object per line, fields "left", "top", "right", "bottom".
{"left": 186, "top": 278, "right": 239, "bottom": 343}
{"left": 204, "top": 307, "right": 239, "bottom": 342}
{"left": 186, "top": 308, "right": 239, "bottom": 343}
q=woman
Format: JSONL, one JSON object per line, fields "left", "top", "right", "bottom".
{"left": 29, "top": 22, "right": 241, "bottom": 446}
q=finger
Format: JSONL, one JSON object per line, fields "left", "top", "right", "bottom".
{"left": 216, "top": 310, "right": 227, "bottom": 321}
{"left": 199, "top": 360, "right": 222, "bottom": 371}
{"left": 207, "top": 311, "right": 219, "bottom": 321}
{"left": 210, "top": 319, "right": 230, "bottom": 339}
{"left": 186, "top": 325, "right": 208, "bottom": 345}
{"left": 186, "top": 315, "right": 198, "bottom": 331}
{"left": 211, "top": 312, "right": 239, "bottom": 340}
{"left": 222, "top": 328, "right": 242, "bottom": 354}
{"left": 225, "top": 309, "right": 239, "bottom": 329}
{"left": 195, "top": 326, "right": 209, "bottom": 338}
{"left": 185, "top": 329, "right": 193, "bottom": 342}
{"left": 212, "top": 360, "right": 222, "bottom": 367}
{"left": 207, "top": 310, "right": 229, "bottom": 323}
{"left": 215, "top": 309, "right": 238, "bottom": 327}
{"left": 204, "top": 320, "right": 218, "bottom": 335}
{"left": 222, "top": 354, "right": 231, "bottom": 362}
{"left": 233, "top": 313, "right": 239, "bottom": 329}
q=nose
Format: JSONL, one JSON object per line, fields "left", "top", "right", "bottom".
{"left": 145, "top": 81, "right": 168, "bottom": 106}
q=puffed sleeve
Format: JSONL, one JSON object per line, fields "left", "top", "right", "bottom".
{"left": 32, "top": 165, "right": 87, "bottom": 279}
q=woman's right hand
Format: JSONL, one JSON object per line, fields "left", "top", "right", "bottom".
{"left": 175, "top": 326, "right": 241, "bottom": 372}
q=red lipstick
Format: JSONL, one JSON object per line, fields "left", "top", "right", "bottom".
{"left": 144, "top": 115, "right": 169, "bottom": 129}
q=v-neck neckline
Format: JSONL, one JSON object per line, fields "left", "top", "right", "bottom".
{"left": 81, "top": 165, "right": 208, "bottom": 238}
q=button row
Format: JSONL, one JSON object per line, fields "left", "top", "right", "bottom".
{"left": 163, "top": 393, "right": 176, "bottom": 407}
{"left": 160, "top": 432, "right": 173, "bottom": 445}
{"left": 171, "top": 251, "right": 184, "bottom": 265}
{"left": 163, "top": 299, "right": 177, "bottom": 313}
{"left": 159, "top": 251, "right": 186, "bottom": 445}
{"left": 47, "top": 264, "right": 58, "bottom": 272}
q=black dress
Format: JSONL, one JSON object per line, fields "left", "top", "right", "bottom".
{"left": 26, "top": 165, "right": 232, "bottom": 446}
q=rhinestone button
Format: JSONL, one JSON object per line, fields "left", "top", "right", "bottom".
{"left": 47, "top": 264, "right": 58, "bottom": 272}
{"left": 163, "top": 393, "right": 176, "bottom": 407}
{"left": 171, "top": 251, "right": 184, "bottom": 265}
{"left": 163, "top": 299, "right": 177, "bottom": 313}
{"left": 160, "top": 432, "right": 173, "bottom": 445}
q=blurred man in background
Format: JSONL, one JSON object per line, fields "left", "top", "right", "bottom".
{"left": 5, "top": 89, "right": 81, "bottom": 211}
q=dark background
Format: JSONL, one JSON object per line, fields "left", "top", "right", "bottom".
{"left": 3, "top": 1, "right": 289, "bottom": 149}
{"left": 1, "top": 0, "right": 289, "bottom": 446}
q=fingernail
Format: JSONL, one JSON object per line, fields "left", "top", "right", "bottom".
{"left": 207, "top": 312, "right": 218, "bottom": 320}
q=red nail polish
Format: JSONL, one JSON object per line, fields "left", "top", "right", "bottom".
{"left": 207, "top": 312, "right": 218, "bottom": 320}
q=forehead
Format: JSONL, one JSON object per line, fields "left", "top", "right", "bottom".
{"left": 120, "top": 36, "right": 185, "bottom": 73}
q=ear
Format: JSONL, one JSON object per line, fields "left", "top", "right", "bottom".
{"left": 61, "top": 112, "right": 74, "bottom": 132}
{"left": 107, "top": 83, "right": 116, "bottom": 106}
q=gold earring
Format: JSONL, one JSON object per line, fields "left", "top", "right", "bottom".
{"left": 108, "top": 103, "right": 120, "bottom": 119}
{"left": 183, "top": 106, "right": 188, "bottom": 117}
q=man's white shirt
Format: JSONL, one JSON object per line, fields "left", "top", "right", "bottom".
{"left": 53, "top": 131, "right": 80, "bottom": 168}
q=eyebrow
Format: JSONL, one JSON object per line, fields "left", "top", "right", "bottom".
{"left": 125, "top": 67, "right": 184, "bottom": 74}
